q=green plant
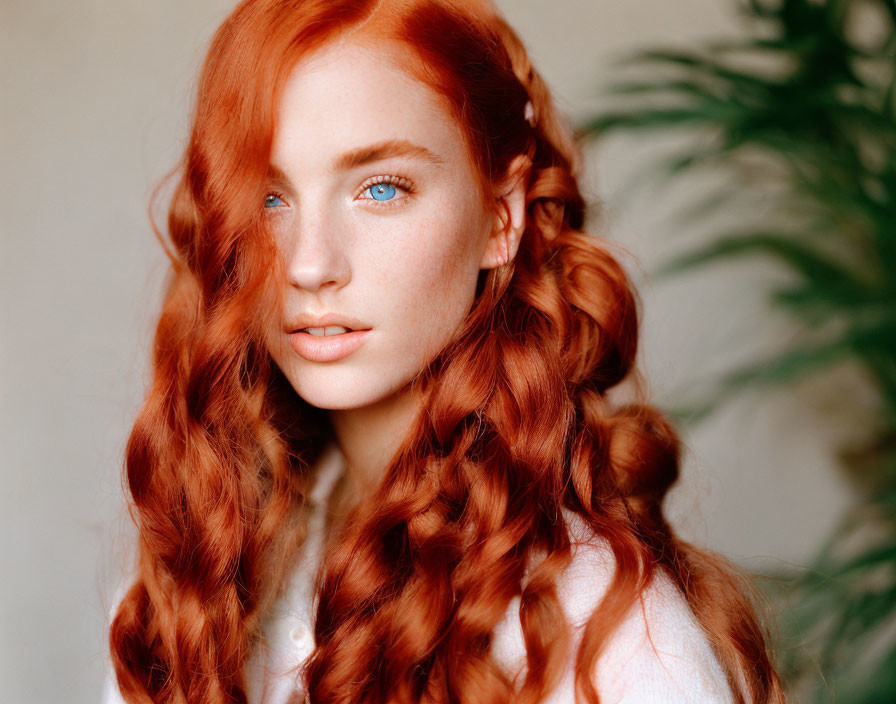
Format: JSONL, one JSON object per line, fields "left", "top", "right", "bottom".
{"left": 579, "top": 1, "right": 896, "bottom": 701}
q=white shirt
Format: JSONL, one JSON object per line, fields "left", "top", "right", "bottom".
{"left": 102, "top": 442, "right": 738, "bottom": 704}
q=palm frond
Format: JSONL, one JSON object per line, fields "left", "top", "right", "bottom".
{"left": 584, "top": 2, "right": 896, "bottom": 699}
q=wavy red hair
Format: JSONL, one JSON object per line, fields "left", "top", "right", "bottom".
{"left": 107, "top": 1, "right": 786, "bottom": 703}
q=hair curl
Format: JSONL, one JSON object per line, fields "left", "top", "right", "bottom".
{"left": 107, "top": 1, "right": 786, "bottom": 703}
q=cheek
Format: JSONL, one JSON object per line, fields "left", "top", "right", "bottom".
{"left": 377, "top": 211, "right": 481, "bottom": 333}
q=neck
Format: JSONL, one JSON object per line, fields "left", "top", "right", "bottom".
{"left": 327, "top": 380, "right": 423, "bottom": 508}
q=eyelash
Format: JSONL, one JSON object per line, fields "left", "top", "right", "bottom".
{"left": 356, "top": 174, "right": 415, "bottom": 207}
{"left": 264, "top": 174, "right": 415, "bottom": 212}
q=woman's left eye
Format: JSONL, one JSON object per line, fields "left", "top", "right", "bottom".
{"left": 357, "top": 175, "right": 414, "bottom": 207}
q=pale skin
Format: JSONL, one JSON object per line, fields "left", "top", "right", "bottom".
{"left": 262, "top": 35, "right": 530, "bottom": 518}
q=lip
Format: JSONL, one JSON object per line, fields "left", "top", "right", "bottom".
{"left": 288, "top": 329, "right": 371, "bottom": 362}
{"left": 284, "top": 312, "right": 371, "bottom": 334}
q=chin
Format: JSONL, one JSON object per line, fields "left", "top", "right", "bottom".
{"left": 289, "top": 374, "right": 393, "bottom": 411}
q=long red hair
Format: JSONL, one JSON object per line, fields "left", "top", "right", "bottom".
{"left": 107, "top": 1, "right": 786, "bottom": 702}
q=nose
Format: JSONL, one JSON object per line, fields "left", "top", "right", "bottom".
{"left": 283, "top": 205, "right": 351, "bottom": 293}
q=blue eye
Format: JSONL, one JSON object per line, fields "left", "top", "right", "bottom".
{"left": 263, "top": 177, "right": 413, "bottom": 212}
{"left": 368, "top": 182, "right": 396, "bottom": 201}
{"left": 264, "top": 193, "right": 285, "bottom": 208}
{"left": 359, "top": 175, "right": 414, "bottom": 207}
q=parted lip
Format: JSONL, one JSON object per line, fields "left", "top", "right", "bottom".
{"left": 284, "top": 312, "right": 371, "bottom": 334}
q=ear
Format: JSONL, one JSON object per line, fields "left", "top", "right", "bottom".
{"left": 480, "top": 154, "right": 531, "bottom": 270}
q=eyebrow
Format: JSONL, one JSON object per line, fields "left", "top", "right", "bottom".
{"left": 267, "top": 139, "right": 446, "bottom": 183}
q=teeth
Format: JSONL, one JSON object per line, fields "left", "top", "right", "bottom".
{"left": 302, "top": 325, "right": 351, "bottom": 336}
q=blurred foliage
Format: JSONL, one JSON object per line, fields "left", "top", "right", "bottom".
{"left": 579, "top": 0, "right": 896, "bottom": 701}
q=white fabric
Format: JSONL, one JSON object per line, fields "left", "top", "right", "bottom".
{"left": 101, "top": 442, "right": 737, "bottom": 703}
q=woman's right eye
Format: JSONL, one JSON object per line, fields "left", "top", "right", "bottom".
{"left": 264, "top": 192, "right": 286, "bottom": 208}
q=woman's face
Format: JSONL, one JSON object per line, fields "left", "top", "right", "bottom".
{"left": 262, "top": 37, "right": 506, "bottom": 411}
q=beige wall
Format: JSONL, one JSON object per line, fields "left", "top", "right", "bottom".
{"left": 2, "top": 1, "right": 856, "bottom": 702}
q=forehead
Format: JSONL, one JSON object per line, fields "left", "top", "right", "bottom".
{"left": 270, "top": 37, "right": 464, "bottom": 170}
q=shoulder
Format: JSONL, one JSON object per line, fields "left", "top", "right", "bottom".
{"left": 492, "top": 509, "right": 736, "bottom": 703}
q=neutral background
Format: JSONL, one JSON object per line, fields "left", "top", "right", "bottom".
{"left": 2, "top": 1, "right": 864, "bottom": 702}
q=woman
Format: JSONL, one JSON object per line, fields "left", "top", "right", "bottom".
{"left": 103, "top": 0, "right": 786, "bottom": 702}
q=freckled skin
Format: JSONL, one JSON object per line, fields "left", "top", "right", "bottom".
{"left": 262, "top": 35, "right": 527, "bottom": 493}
